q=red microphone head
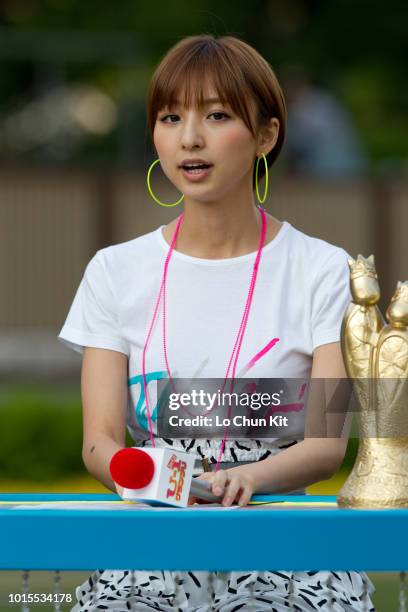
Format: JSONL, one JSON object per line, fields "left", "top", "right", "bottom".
{"left": 110, "top": 448, "right": 155, "bottom": 489}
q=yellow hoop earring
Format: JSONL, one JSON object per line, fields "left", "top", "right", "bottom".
{"left": 255, "top": 153, "right": 269, "bottom": 204}
{"left": 146, "top": 158, "right": 184, "bottom": 207}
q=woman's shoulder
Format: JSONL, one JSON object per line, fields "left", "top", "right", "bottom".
{"left": 95, "top": 225, "right": 164, "bottom": 267}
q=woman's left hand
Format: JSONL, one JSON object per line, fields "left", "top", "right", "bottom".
{"left": 188, "top": 468, "right": 256, "bottom": 507}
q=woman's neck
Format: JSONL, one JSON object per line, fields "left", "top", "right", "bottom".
{"left": 162, "top": 204, "right": 282, "bottom": 260}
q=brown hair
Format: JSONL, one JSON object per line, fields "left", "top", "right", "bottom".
{"left": 146, "top": 34, "right": 287, "bottom": 187}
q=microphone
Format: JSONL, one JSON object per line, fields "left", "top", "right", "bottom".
{"left": 110, "top": 447, "right": 223, "bottom": 507}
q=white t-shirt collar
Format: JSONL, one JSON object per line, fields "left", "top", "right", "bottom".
{"left": 156, "top": 220, "right": 290, "bottom": 267}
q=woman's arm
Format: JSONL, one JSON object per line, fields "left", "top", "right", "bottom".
{"left": 81, "top": 347, "right": 128, "bottom": 493}
{"left": 200, "top": 342, "right": 351, "bottom": 504}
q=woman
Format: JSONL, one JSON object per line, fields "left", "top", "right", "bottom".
{"left": 59, "top": 34, "right": 375, "bottom": 611}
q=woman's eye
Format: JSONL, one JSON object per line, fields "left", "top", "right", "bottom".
{"left": 159, "top": 111, "right": 229, "bottom": 123}
{"left": 160, "top": 114, "right": 179, "bottom": 123}
{"left": 209, "top": 112, "right": 229, "bottom": 120}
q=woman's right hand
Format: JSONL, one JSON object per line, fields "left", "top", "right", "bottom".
{"left": 187, "top": 472, "right": 217, "bottom": 505}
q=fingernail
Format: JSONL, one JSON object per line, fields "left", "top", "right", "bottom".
{"left": 223, "top": 497, "right": 231, "bottom": 506}
{"left": 214, "top": 487, "right": 223, "bottom": 495}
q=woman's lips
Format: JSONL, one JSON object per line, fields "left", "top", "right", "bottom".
{"left": 179, "top": 165, "right": 213, "bottom": 182}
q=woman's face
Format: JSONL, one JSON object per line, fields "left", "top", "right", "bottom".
{"left": 153, "top": 86, "right": 259, "bottom": 203}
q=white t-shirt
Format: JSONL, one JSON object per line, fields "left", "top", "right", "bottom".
{"left": 58, "top": 218, "right": 351, "bottom": 462}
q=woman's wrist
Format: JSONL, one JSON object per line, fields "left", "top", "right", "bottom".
{"left": 229, "top": 439, "right": 344, "bottom": 495}
{"left": 83, "top": 433, "right": 124, "bottom": 493}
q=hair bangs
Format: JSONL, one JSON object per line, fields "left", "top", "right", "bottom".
{"left": 148, "top": 39, "right": 258, "bottom": 138}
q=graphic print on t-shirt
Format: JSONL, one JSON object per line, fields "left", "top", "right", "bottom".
{"left": 128, "top": 370, "right": 168, "bottom": 430}
{"left": 127, "top": 337, "right": 308, "bottom": 436}
{"left": 129, "top": 338, "right": 281, "bottom": 431}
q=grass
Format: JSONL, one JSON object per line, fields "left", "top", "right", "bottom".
{"left": 0, "top": 467, "right": 349, "bottom": 494}
{"left": 0, "top": 572, "right": 88, "bottom": 611}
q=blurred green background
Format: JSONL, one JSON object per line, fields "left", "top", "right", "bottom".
{"left": 0, "top": 0, "right": 406, "bottom": 170}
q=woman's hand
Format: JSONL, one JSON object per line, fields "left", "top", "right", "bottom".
{"left": 188, "top": 469, "right": 256, "bottom": 507}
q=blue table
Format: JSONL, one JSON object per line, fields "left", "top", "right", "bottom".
{"left": 0, "top": 493, "right": 407, "bottom": 571}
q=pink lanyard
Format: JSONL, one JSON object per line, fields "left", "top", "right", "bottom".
{"left": 142, "top": 205, "right": 267, "bottom": 472}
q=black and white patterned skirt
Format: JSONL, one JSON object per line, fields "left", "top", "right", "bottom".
{"left": 71, "top": 568, "right": 375, "bottom": 611}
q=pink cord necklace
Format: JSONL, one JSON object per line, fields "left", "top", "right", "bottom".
{"left": 142, "top": 205, "right": 267, "bottom": 472}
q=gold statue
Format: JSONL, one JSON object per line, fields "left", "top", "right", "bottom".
{"left": 337, "top": 255, "right": 408, "bottom": 508}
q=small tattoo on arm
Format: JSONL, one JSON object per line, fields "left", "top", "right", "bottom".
{"left": 90, "top": 445, "right": 95, "bottom": 453}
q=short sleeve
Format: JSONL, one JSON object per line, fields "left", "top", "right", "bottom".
{"left": 311, "top": 248, "right": 352, "bottom": 351}
{"left": 57, "top": 251, "right": 129, "bottom": 356}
